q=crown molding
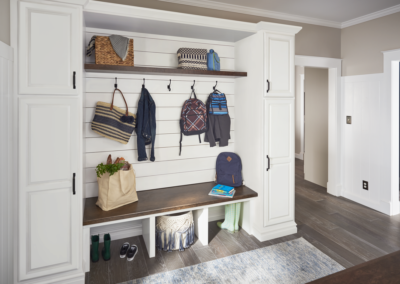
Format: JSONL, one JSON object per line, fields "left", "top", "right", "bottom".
{"left": 159, "top": 0, "right": 400, "bottom": 30}
{"left": 341, "top": 4, "right": 400, "bottom": 28}
{"left": 158, "top": 0, "right": 342, "bottom": 29}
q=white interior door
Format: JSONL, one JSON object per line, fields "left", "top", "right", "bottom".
{"left": 19, "top": 1, "right": 81, "bottom": 95}
{"left": 264, "top": 99, "right": 294, "bottom": 227}
{"left": 18, "top": 97, "right": 80, "bottom": 280}
{"left": 264, "top": 33, "right": 294, "bottom": 98}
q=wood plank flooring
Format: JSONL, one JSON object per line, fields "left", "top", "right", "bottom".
{"left": 86, "top": 159, "right": 400, "bottom": 283}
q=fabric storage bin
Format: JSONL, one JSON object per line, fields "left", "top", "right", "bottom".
{"left": 156, "top": 211, "right": 195, "bottom": 251}
{"left": 95, "top": 36, "right": 134, "bottom": 66}
{"left": 177, "top": 48, "right": 207, "bottom": 70}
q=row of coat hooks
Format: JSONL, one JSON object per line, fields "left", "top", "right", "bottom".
{"left": 114, "top": 77, "right": 218, "bottom": 92}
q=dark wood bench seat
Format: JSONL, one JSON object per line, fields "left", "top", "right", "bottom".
{"left": 83, "top": 182, "right": 258, "bottom": 226}
{"left": 82, "top": 182, "right": 257, "bottom": 270}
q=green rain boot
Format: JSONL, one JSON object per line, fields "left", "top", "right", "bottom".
{"left": 102, "top": 233, "right": 111, "bottom": 261}
{"left": 91, "top": 235, "right": 99, "bottom": 263}
{"left": 218, "top": 203, "right": 241, "bottom": 232}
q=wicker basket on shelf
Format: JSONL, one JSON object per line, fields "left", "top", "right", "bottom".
{"left": 95, "top": 36, "right": 134, "bottom": 66}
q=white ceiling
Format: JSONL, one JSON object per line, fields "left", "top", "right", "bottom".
{"left": 204, "top": 0, "right": 400, "bottom": 22}
{"left": 159, "top": 0, "right": 400, "bottom": 28}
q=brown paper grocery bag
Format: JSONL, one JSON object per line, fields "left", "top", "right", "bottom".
{"left": 96, "top": 164, "right": 138, "bottom": 211}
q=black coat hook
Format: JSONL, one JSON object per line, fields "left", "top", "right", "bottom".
{"left": 115, "top": 77, "right": 118, "bottom": 89}
{"left": 167, "top": 79, "right": 171, "bottom": 91}
{"left": 142, "top": 78, "right": 145, "bottom": 88}
{"left": 191, "top": 80, "right": 195, "bottom": 90}
{"left": 213, "top": 81, "right": 218, "bottom": 91}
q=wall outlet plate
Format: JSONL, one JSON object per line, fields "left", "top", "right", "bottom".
{"left": 346, "top": 116, "right": 352, "bottom": 124}
{"left": 363, "top": 180, "right": 368, "bottom": 190}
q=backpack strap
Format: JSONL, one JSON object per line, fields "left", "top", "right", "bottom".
{"left": 190, "top": 89, "right": 197, "bottom": 99}
{"left": 198, "top": 134, "right": 201, "bottom": 143}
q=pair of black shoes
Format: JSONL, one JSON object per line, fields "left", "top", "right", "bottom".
{"left": 120, "top": 242, "right": 138, "bottom": 261}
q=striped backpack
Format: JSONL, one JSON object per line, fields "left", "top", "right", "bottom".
{"left": 208, "top": 91, "right": 228, "bottom": 115}
{"left": 179, "top": 90, "right": 207, "bottom": 155}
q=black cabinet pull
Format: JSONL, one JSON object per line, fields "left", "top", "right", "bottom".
{"left": 72, "top": 173, "right": 76, "bottom": 195}
{"left": 266, "top": 80, "right": 270, "bottom": 93}
{"left": 266, "top": 155, "right": 270, "bottom": 171}
{"left": 73, "top": 71, "right": 76, "bottom": 89}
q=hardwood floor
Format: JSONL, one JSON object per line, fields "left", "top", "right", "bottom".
{"left": 86, "top": 159, "right": 400, "bottom": 283}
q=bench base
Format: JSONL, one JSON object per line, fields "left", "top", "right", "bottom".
{"left": 83, "top": 206, "right": 217, "bottom": 273}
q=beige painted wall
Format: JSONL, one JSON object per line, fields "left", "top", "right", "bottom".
{"left": 304, "top": 67, "right": 328, "bottom": 187}
{"left": 295, "top": 66, "right": 304, "bottom": 157}
{"left": 342, "top": 12, "right": 400, "bottom": 76}
{"left": 0, "top": 0, "right": 10, "bottom": 45}
{"left": 99, "top": 0, "right": 341, "bottom": 59}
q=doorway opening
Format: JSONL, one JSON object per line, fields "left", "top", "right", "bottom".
{"left": 296, "top": 67, "right": 330, "bottom": 189}
{"left": 294, "top": 56, "right": 342, "bottom": 197}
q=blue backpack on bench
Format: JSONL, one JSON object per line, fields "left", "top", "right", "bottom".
{"left": 216, "top": 152, "right": 243, "bottom": 187}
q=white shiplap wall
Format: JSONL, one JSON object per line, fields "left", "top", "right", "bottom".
{"left": 342, "top": 73, "right": 383, "bottom": 212}
{"left": 84, "top": 29, "right": 236, "bottom": 240}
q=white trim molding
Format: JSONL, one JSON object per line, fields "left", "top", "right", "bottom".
{"left": 383, "top": 48, "right": 400, "bottom": 216}
{"left": 295, "top": 153, "right": 304, "bottom": 160}
{"left": 295, "top": 56, "right": 342, "bottom": 197}
{"left": 341, "top": 4, "right": 400, "bottom": 28}
{"left": 0, "top": 40, "right": 14, "bottom": 284}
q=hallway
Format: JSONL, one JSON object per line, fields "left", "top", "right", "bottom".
{"left": 294, "top": 158, "right": 400, "bottom": 268}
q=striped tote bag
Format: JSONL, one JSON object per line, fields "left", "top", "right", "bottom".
{"left": 91, "top": 89, "right": 136, "bottom": 144}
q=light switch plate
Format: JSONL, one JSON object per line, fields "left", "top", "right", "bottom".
{"left": 346, "top": 116, "right": 352, "bottom": 124}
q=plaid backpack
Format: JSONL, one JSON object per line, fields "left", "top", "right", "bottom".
{"left": 179, "top": 90, "right": 207, "bottom": 155}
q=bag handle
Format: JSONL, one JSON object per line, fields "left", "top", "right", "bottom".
{"left": 110, "top": 88, "right": 129, "bottom": 116}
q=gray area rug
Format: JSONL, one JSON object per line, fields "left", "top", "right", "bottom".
{"left": 119, "top": 237, "right": 344, "bottom": 284}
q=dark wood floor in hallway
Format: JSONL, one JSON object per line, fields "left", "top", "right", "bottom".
{"left": 86, "top": 159, "right": 400, "bottom": 283}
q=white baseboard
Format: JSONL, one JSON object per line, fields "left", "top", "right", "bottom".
{"left": 252, "top": 221, "right": 297, "bottom": 242}
{"left": 341, "top": 190, "right": 391, "bottom": 215}
{"left": 92, "top": 206, "right": 226, "bottom": 242}
{"left": 295, "top": 153, "right": 304, "bottom": 160}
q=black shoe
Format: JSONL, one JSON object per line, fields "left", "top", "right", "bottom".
{"left": 120, "top": 242, "right": 130, "bottom": 258}
{"left": 127, "top": 245, "right": 138, "bottom": 261}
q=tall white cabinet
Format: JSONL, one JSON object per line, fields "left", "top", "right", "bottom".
{"left": 17, "top": 1, "right": 84, "bottom": 283}
{"left": 235, "top": 24, "right": 301, "bottom": 242}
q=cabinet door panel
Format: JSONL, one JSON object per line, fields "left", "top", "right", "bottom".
{"left": 269, "top": 103, "right": 290, "bottom": 159}
{"left": 264, "top": 34, "right": 294, "bottom": 97}
{"left": 29, "top": 104, "right": 71, "bottom": 183}
{"left": 30, "top": 188, "right": 72, "bottom": 270}
{"left": 269, "top": 163, "right": 290, "bottom": 220}
{"left": 264, "top": 99, "right": 294, "bottom": 227}
{"left": 19, "top": 1, "right": 81, "bottom": 95}
{"left": 19, "top": 97, "right": 80, "bottom": 280}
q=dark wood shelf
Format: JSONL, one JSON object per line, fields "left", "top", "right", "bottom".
{"left": 83, "top": 182, "right": 257, "bottom": 226}
{"left": 84, "top": 64, "right": 247, "bottom": 77}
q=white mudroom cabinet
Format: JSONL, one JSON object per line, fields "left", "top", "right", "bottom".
{"left": 16, "top": 0, "right": 84, "bottom": 283}
{"left": 235, "top": 27, "right": 299, "bottom": 241}
{"left": 12, "top": 1, "right": 300, "bottom": 283}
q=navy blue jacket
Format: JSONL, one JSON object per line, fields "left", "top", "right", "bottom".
{"left": 136, "top": 87, "right": 156, "bottom": 161}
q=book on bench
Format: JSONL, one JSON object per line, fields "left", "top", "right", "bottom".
{"left": 209, "top": 184, "right": 235, "bottom": 198}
